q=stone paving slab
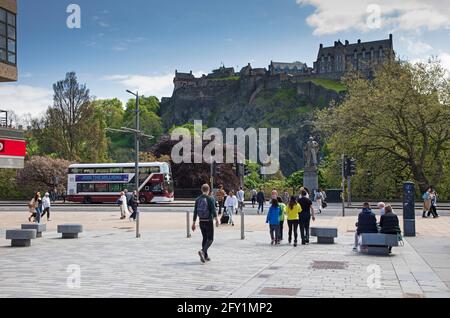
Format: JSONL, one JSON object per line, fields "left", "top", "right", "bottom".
{"left": 0, "top": 225, "right": 449, "bottom": 298}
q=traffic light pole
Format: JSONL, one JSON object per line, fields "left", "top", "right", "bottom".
{"left": 341, "top": 154, "right": 346, "bottom": 217}
{"left": 347, "top": 177, "right": 352, "bottom": 207}
{"left": 210, "top": 162, "right": 214, "bottom": 191}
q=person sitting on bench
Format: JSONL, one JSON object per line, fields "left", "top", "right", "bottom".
{"left": 353, "top": 202, "right": 378, "bottom": 252}
{"left": 379, "top": 205, "right": 401, "bottom": 253}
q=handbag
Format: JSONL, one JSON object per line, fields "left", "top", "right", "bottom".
{"left": 322, "top": 201, "right": 328, "bottom": 209}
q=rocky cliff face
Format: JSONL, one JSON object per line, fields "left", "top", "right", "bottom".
{"left": 160, "top": 76, "right": 344, "bottom": 175}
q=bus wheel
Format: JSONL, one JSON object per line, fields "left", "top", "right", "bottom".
{"left": 84, "top": 197, "right": 92, "bottom": 204}
{"left": 139, "top": 196, "right": 147, "bottom": 204}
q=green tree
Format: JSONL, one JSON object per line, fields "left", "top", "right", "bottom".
{"left": 32, "top": 72, "right": 109, "bottom": 162}
{"left": 317, "top": 59, "right": 450, "bottom": 197}
{"left": 124, "top": 96, "right": 163, "bottom": 152}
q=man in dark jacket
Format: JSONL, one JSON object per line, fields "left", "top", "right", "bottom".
{"left": 354, "top": 202, "right": 378, "bottom": 251}
{"left": 256, "top": 189, "right": 266, "bottom": 215}
{"left": 192, "top": 184, "right": 219, "bottom": 264}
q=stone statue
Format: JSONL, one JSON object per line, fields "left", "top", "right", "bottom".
{"left": 303, "top": 136, "right": 320, "bottom": 168}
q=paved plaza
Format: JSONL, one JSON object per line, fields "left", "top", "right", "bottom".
{"left": 0, "top": 210, "right": 449, "bottom": 298}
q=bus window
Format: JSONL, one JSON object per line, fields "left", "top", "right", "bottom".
{"left": 95, "top": 184, "right": 109, "bottom": 192}
{"left": 110, "top": 168, "right": 122, "bottom": 174}
{"left": 83, "top": 169, "right": 95, "bottom": 174}
{"left": 109, "top": 184, "right": 123, "bottom": 193}
{"left": 78, "top": 184, "right": 95, "bottom": 193}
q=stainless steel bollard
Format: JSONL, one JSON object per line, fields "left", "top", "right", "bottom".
{"left": 241, "top": 209, "right": 245, "bottom": 240}
{"left": 186, "top": 211, "right": 192, "bottom": 238}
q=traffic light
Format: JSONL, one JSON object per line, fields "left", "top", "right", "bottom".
{"left": 347, "top": 158, "right": 357, "bottom": 176}
{"left": 343, "top": 155, "right": 349, "bottom": 178}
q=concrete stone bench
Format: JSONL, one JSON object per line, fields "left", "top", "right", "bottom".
{"left": 310, "top": 227, "right": 338, "bottom": 244}
{"left": 6, "top": 229, "right": 37, "bottom": 247}
{"left": 58, "top": 224, "right": 83, "bottom": 239}
{"left": 21, "top": 223, "right": 46, "bottom": 238}
{"left": 360, "top": 233, "right": 399, "bottom": 256}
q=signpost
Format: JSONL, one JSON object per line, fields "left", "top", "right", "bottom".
{"left": 0, "top": 125, "right": 26, "bottom": 169}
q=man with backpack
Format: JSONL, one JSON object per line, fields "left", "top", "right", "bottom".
{"left": 192, "top": 184, "right": 219, "bottom": 264}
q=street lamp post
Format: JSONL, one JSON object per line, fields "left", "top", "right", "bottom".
{"left": 105, "top": 92, "right": 154, "bottom": 239}
{"left": 126, "top": 90, "right": 141, "bottom": 239}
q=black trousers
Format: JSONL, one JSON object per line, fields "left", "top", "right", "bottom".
{"left": 428, "top": 206, "right": 439, "bottom": 218}
{"left": 218, "top": 201, "right": 224, "bottom": 215}
{"left": 279, "top": 221, "right": 284, "bottom": 240}
{"left": 41, "top": 207, "right": 50, "bottom": 220}
{"left": 200, "top": 221, "right": 214, "bottom": 258}
{"left": 300, "top": 217, "right": 311, "bottom": 243}
{"left": 288, "top": 220, "right": 299, "bottom": 243}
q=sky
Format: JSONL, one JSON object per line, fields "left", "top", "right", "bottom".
{"left": 1, "top": 0, "right": 450, "bottom": 116}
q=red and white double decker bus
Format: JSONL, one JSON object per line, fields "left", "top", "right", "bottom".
{"left": 66, "top": 162, "right": 174, "bottom": 204}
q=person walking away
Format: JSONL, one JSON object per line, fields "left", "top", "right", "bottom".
{"left": 298, "top": 190, "right": 316, "bottom": 245}
{"left": 353, "top": 202, "right": 378, "bottom": 252}
{"left": 41, "top": 192, "right": 51, "bottom": 221}
{"left": 129, "top": 191, "right": 139, "bottom": 222}
{"left": 298, "top": 190, "right": 315, "bottom": 245}
{"left": 266, "top": 199, "right": 281, "bottom": 245}
{"left": 28, "top": 193, "right": 38, "bottom": 222}
{"left": 314, "top": 190, "right": 323, "bottom": 214}
{"left": 216, "top": 185, "right": 226, "bottom": 216}
{"left": 237, "top": 187, "right": 245, "bottom": 215}
{"left": 320, "top": 188, "right": 327, "bottom": 210}
{"left": 225, "top": 190, "right": 238, "bottom": 226}
{"left": 428, "top": 188, "right": 439, "bottom": 218}
{"left": 286, "top": 196, "right": 301, "bottom": 247}
{"left": 251, "top": 189, "right": 257, "bottom": 208}
{"left": 192, "top": 184, "right": 219, "bottom": 264}
{"left": 277, "top": 197, "right": 286, "bottom": 241}
{"left": 380, "top": 205, "right": 401, "bottom": 253}
{"left": 257, "top": 189, "right": 266, "bottom": 215}
{"left": 422, "top": 187, "right": 432, "bottom": 218}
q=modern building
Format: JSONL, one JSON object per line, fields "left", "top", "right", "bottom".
{"left": 313, "top": 34, "right": 394, "bottom": 80}
{"left": 0, "top": 0, "right": 17, "bottom": 82}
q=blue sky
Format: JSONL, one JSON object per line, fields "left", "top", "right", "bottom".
{"left": 2, "top": 0, "right": 450, "bottom": 116}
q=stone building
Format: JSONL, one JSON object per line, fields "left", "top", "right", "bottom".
{"left": 173, "top": 70, "right": 197, "bottom": 90}
{"left": 269, "top": 61, "right": 309, "bottom": 76}
{"left": 313, "top": 34, "right": 394, "bottom": 80}
{"left": 0, "top": 0, "right": 17, "bottom": 82}
{"left": 207, "top": 65, "right": 235, "bottom": 79}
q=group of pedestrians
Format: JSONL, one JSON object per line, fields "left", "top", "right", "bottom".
{"left": 116, "top": 189, "right": 139, "bottom": 222}
{"left": 353, "top": 202, "right": 401, "bottom": 253}
{"left": 215, "top": 185, "right": 246, "bottom": 227}
{"left": 266, "top": 189, "right": 316, "bottom": 246}
{"left": 422, "top": 186, "right": 439, "bottom": 219}
{"left": 28, "top": 192, "right": 51, "bottom": 223}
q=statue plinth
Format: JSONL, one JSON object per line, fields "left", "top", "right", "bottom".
{"left": 303, "top": 166, "right": 319, "bottom": 193}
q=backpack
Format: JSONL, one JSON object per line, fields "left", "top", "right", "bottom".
{"left": 197, "top": 197, "right": 210, "bottom": 220}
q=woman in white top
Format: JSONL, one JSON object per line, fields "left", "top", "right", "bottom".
{"left": 41, "top": 192, "right": 52, "bottom": 221}
{"left": 225, "top": 190, "right": 238, "bottom": 226}
{"left": 119, "top": 192, "right": 129, "bottom": 220}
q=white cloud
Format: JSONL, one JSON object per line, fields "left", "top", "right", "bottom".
{"left": 0, "top": 85, "right": 52, "bottom": 116}
{"left": 103, "top": 71, "right": 204, "bottom": 99}
{"left": 297, "top": 0, "right": 450, "bottom": 35}
{"left": 400, "top": 37, "right": 433, "bottom": 56}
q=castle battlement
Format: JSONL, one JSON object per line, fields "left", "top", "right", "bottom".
{"left": 173, "top": 35, "right": 395, "bottom": 91}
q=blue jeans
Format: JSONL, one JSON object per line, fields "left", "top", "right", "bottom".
{"left": 35, "top": 207, "right": 42, "bottom": 223}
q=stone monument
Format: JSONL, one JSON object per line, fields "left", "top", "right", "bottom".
{"left": 303, "top": 136, "right": 320, "bottom": 192}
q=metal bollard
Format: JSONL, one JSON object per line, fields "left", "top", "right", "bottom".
{"left": 186, "top": 211, "right": 192, "bottom": 238}
{"left": 241, "top": 209, "right": 245, "bottom": 240}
